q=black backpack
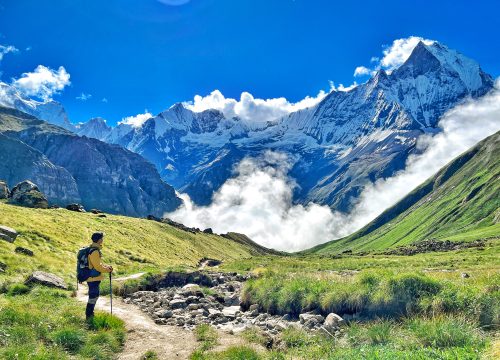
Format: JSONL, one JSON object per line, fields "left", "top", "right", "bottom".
{"left": 76, "top": 246, "right": 99, "bottom": 283}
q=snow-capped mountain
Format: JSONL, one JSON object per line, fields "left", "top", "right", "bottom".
{"left": 5, "top": 41, "right": 495, "bottom": 213}
{"left": 0, "top": 82, "right": 75, "bottom": 131}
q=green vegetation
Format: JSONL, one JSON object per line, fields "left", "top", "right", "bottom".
{"left": 141, "top": 350, "right": 159, "bottom": 359}
{"left": 0, "top": 286, "right": 125, "bottom": 359}
{"left": 0, "top": 200, "right": 272, "bottom": 285}
{"left": 311, "top": 132, "right": 500, "bottom": 254}
{"left": 191, "top": 346, "right": 262, "bottom": 360}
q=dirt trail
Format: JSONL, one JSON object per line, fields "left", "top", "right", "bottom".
{"left": 76, "top": 274, "right": 250, "bottom": 359}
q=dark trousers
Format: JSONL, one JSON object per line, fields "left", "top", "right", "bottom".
{"left": 86, "top": 281, "right": 101, "bottom": 319}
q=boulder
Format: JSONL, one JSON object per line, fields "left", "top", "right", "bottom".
{"left": 323, "top": 313, "right": 344, "bottom": 331}
{"left": 9, "top": 180, "right": 48, "bottom": 209}
{"left": 0, "top": 225, "right": 18, "bottom": 243}
{"left": 0, "top": 261, "right": 6, "bottom": 272}
{"left": 25, "top": 271, "right": 68, "bottom": 289}
{"left": 299, "top": 313, "right": 324, "bottom": 324}
{"left": 0, "top": 180, "right": 9, "bottom": 199}
{"left": 170, "top": 299, "right": 187, "bottom": 309}
{"left": 66, "top": 203, "right": 86, "bottom": 212}
{"left": 15, "top": 246, "right": 34, "bottom": 256}
{"left": 90, "top": 209, "right": 103, "bottom": 214}
{"left": 182, "top": 283, "right": 203, "bottom": 297}
{"left": 203, "top": 228, "right": 213, "bottom": 234}
{"left": 222, "top": 306, "right": 241, "bottom": 319}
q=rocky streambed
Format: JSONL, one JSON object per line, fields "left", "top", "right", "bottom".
{"left": 123, "top": 271, "right": 346, "bottom": 338}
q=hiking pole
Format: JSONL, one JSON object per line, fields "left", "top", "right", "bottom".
{"left": 109, "top": 272, "right": 113, "bottom": 315}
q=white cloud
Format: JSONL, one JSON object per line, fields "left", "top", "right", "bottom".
{"left": 101, "top": 97, "right": 108, "bottom": 103}
{"left": 380, "top": 36, "right": 435, "bottom": 70}
{"left": 0, "top": 44, "right": 18, "bottom": 61}
{"left": 331, "top": 81, "right": 358, "bottom": 92}
{"left": 76, "top": 92, "right": 92, "bottom": 101}
{"left": 157, "top": 0, "right": 191, "bottom": 5}
{"left": 354, "top": 66, "right": 371, "bottom": 77}
{"left": 183, "top": 86, "right": 333, "bottom": 124}
{"left": 12, "top": 65, "right": 70, "bottom": 101}
{"left": 166, "top": 84, "right": 500, "bottom": 251}
{"left": 118, "top": 111, "right": 153, "bottom": 128}
{"left": 354, "top": 36, "right": 435, "bottom": 77}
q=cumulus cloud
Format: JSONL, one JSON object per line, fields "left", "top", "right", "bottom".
{"left": 183, "top": 86, "right": 333, "bottom": 124}
{"left": 167, "top": 84, "right": 500, "bottom": 251}
{"left": 12, "top": 65, "right": 70, "bottom": 100}
{"left": 118, "top": 111, "right": 153, "bottom": 127}
{"left": 102, "top": 97, "right": 108, "bottom": 103}
{"left": 157, "top": 0, "right": 191, "bottom": 5}
{"left": 354, "top": 66, "right": 372, "bottom": 77}
{"left": 76, "top": 92, "right": 92, "bottom": 101}
{"left": 0, "top": 44, "right": 18, "bottom": 61}
{"left": 354, "top": 36, "right": 435, "bottom": 77}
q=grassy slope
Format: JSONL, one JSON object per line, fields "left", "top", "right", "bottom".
{"left": 310, "top": 131, "right": 500, "bottom": 254}
{"left": 0, "top": 201, "right": 273, "bottom": 284}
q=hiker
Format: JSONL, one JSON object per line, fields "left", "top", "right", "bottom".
{"left": 79, "top": 232, "right": 113, "bottom": 320}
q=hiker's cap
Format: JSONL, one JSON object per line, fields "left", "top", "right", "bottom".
{"left": 91, "top": 232, "right": 104, "bottom": 242}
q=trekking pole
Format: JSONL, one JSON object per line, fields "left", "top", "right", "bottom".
{"left": 109, "top": 272, "right": 113, "bottom": 315}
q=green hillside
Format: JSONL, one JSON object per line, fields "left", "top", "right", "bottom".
{"left": 0, "top": 201, "right": 274, "bottom": 284}
{"left": 311, "top": 131, "right": 500, "bottom": 254}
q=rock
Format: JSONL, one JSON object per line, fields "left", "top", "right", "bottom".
{"left": 323, "top": 313, "right": 344, "bottom": 331}
{"left": 49, "top": 205, "right": 60, "bottom": 209}
{"left": 98, "top": 214, "right": 107, "bottom": 218}
{"left": 0, "top": 225, "right": 18, "bottom": 243}
{"left": 90, "top": 209, "right": 103, "bottom": 214}
{"left": 198, "top": 258, "right": 222, "bottom": 267}
{"left": 9, "top": 180, "right": 48, "bottom": 209}
{"left": 281, "top": 314, "right": 292, "bottom": 321}
{"left": 249, "top": 304, "right": 259, "bottom": 312}
{"left": 158, "top": 310, "right": 173, "bottom": 318}
{"left": 66, "top": 203, "right": 86, "bottom": 212}
{"left": 147, "top": 214, "right": 161, "bottom": 222}
{"left": 170, "top": 299, "right": 187, "bottom": 309}
{"left": 224, "top": 293, "right": 239, "bottom": 306}
{"left": 0, "top": 261, "right": 6, "bottom": 272}
{"left": 203, "top": 228, "right": 213, "bottom": 234}
{"left": 299, "top": 313, "right": 324, "bottom": 324}
{"left": 0, "top": 180, "right": 9, "bottom": 199}
{"left": 208, "top": 308, "right": 222, "bottom": 319}
{"left": 222, "top": 306, "right": 241, "bottom": 319}
{"left": 25, "top": 271, "right": 67, "bottom": 289}
{"left": 182, "top": 283, "right": 203, "bottom": 297}
{"left": 461, "top": 272, "right": 470, "bottom": 278}
{"left": 15, "top": 246, "right": 34, "bottom": 256}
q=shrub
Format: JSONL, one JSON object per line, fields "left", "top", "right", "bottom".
{"left": 88, "top": 312, "right": 125, "bottom": 331}
{"left": 51, "top": 328, "right": 86, "bottom": 353}
{"left": 142, "top": 350, "right": 159, "bottom": 359}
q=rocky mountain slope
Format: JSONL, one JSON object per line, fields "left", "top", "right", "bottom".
{"left": 0, "top": 106, "right": 181, "bottom": 217}
{"left": 75, "top": 41, "right": 494, "bottom": 211}
{"left": 309, "top": 131, "right": 500, "bottom": 254}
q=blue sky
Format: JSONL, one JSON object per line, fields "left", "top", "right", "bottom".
{"left": 0, "top": 0, "right": 498, "bottom": 125}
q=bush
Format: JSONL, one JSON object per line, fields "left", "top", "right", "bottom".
{"left": 51, "top": 328, "right": 87, "bottom": 353}
{"left": 7, "top": 283, "right": 30, "bottom": 296}
{"left": 194, "top": 324, "right": 218, "bottom": 351}
{"left": 142, "top": 350, "right": 159, "bottom": 359}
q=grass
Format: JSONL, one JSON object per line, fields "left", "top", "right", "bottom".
{"left": 0, "top": 200, "right": 272, "bottom": 285}
{"left": 0, "top": 286, "right": 125, "bottom": 359}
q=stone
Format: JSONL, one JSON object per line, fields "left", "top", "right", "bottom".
{"left": 0, "top": 180, "right": 9, "bottom": 199}
{"left": 222, "top": 306, "right": 241, "bottom": 319}
{"left": 98, "top": 214, "right": 107, "bottom": 218}
{"left": 9, "top": 181, "right": 48, "bottom": 209}
{"left": 323, "top": 313, "right": 344, "bottom": 331}
{"left": 0, "top": 261, "right": 6, "bottom": 272}
{"left": 25, "top": 271, "right": 67, "bottom": 289}
{"left": 461, "top": 272, "right": 470, "bottom": 278}
{"left": 0, "top": 225, "right": 18, "bottom": 243}
{"left": 90, "top": 209, "right": 103, "bottom": 214}
{"left": 299, "top": 313, "right": 324, "bottom": 324}
{"left": 66, "top": 203, "right": 86, "bottom": 212}
{"left": 249, "top": 304, "right": 259, "bottom": 312}
{"left": 159, "top": 310, "right": 173, "bottom": 318}
{"left": 281, "top": 314, "right": 292, "bottom": 321}
{"left": 203, "top": 228, "right": 213, "bottom": 234}
{"left": 15, "top": 246, "right": 34, "bottom": 256}
{"left": 170, "top": 299, "right": 187, "bottom": 309}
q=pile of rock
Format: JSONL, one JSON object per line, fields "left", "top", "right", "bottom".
{"left": 0, "top": 180, "right": 9, "bottom": 199}
{"left": 124, "top": 271, "right": 346, "bottom": 338}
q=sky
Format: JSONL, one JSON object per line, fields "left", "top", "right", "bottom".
{"left": 0, "top": 0, "right": 499, "bottom": 125}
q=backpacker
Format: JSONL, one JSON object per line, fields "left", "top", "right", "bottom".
{"left": 76, "top": 246, "right": 100, "bottom": 283}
